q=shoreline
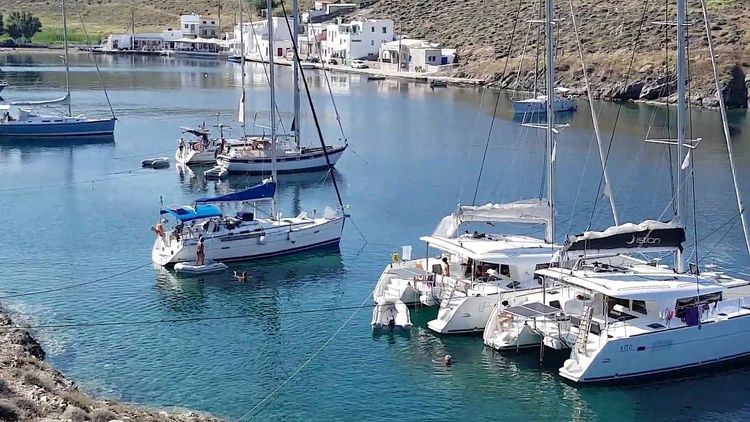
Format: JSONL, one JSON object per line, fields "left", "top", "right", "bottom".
{"left": 0, "top": 305, "right": 226, "bottom": 422}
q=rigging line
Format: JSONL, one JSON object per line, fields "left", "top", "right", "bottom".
{"left": 280, "top": 1, "right": 343, "bottom": 209}
{"left": 700, "top": 0, "right": 750, "bottom": 257}
{"left": 698, "top": 218, "right": 740, "bottom": 264}
{"left": 0, "top": 303, "right": 378, "bottom": 331}
{"left": 71, "top": 0, "right": 116, "bottom": 119}
{"left": 347, "top": 215, "right": 368, "bottom": 246}
{"left": 307, "top": 23, "right": 348, "bottom": 143}
{"left": 587, "top": 0, "right": 652, "bottom": 230}
{"left": 472, "top": 0, "right": 523, "bottom": 206}
{"left": 0, "top": 168, "right": 155, "bottom": 194}
{"left": 237, "top": 295, "right": 370, "bottom": 420}
{"left": 686, "top": 15, "right": 699, "bottom": 275}
{"left": 243, "top": 7, "right": 287, "bottom": 135}
{"left": 512, "top": 21, "right": 532, "bottom": 99}
{"left": 0, "top": 262, "right": 152, "bottom": 299}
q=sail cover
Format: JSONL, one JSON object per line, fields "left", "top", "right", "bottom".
{"left": 565, "top": 220, "right": 685, "bottom": 254}
{"left": 195, "top": 181, "right": 276, "bottom": 204}
{"left": 10, "top": 93, "right": 70, "bottom": 107}
{"left": 161, "top": 204, "right": 223, "bottom": 222}
{"left": 432, "top": 199, "right": 552, "bottom": 238}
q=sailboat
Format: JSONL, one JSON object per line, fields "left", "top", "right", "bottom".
{"left": 152, "top": 0, "right": 345, "bottom": 267}
{"left": 0, "top": 0, "right": 116, "bottom": 138}
{"left": 484, "top": 0, "right": 750, "bottom": 383}
{"left": 215, "top": 5, "right": 347, "bottom": 174}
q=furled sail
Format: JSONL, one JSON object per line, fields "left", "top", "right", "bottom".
{"left": 432, "top": 199, "right": 552, "bottom": 238}
{"left": 10, "top": 93, "right": 70, "bottom": 107}
{"left": 564, "top": 220, "right": 686, "bottom": 256}
{"left": 195, "top": 181, "right": 276, "bottom": 204}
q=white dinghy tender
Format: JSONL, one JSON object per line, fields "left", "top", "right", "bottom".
{"left": 371, "top": 300, "right": 412, "bottom": 331}
{"left": 174, "top": 260, "right": 228, "bottom": 275}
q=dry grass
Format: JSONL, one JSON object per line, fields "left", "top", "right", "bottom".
{"left": 21, "top": 370, "right": 57, "bottom": 394}
{"left": 89, "top": 408, "right": 117, "bottom": 422}
{"left": 0, "top": 399, "right": 20, "bottom": 422}
{"left": 62, "top": 388, "right": 96, "bottom": 411}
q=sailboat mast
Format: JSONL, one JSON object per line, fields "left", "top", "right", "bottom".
{"left": 675, "top": 0, "right": 687, "bottom": 273}
{"left": 292, "top": 0, "right": 301, "bottom": 149}
{"left": 239, "top": 0, "right": 246, "bottom": 134}
{"left": 267, "top": 0, "right": 278, "bottom": 217}
{"left": 61, "top": 0, "right": 72, "bottom": 117}
{"left": 544, "top": 0, "right": 555, "bottom": 244}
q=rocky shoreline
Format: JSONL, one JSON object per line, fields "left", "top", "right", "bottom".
{"left": 0, "top": 306, "right": 225, "bottom": 422}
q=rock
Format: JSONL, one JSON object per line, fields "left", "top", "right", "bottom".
{"left": 610, "top": 80, "right": 644, "bottom": 101}
{"left": 9, "top": 330, "right": 45, "bottom": 360}
{"left": 640, "top": 74, "right": 676, "bottom": 100}
{"left": 722, "top": 64, "right": 748, "bottom": 109}
{"left": 638, "top": 64, "right": 653, "bottom": 74}
{"left": 61, "top": 404, "right": 89, "bottom": 421}
{"left": 555, "top": 63, "right": 570, "bottom": 72}
{"left": 702, "top": 96, "right": 720, "bottom": 108}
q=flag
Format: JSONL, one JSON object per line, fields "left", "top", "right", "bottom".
{"left": 681, "top": 150, "right": 691, "bottom": 170}
{"left": 238, "top": 91, "right": 245, "bottom": 124}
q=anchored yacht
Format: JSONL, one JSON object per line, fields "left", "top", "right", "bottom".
{"left": 151, "top": 181, "right": 344, "bottom": 266}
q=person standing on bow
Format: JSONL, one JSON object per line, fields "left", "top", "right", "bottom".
{"left": 196, "top": 236, "right": 206, "bottom": 266}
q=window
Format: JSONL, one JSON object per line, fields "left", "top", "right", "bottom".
{"left": 382, "top": 26, "right": 387, "bottom": 34}
{"left": 184, "top": 24, "right": 189, "bottom": 29}
{"left": 371, "top": 40, "right": 374, "bottom": 46}
{"left": 371, "top": 27, "right": 375, "bottom": 32}
{"left": 632, "top": 300, "right": 648, "bottom": 315}
{"left": 500, "top": 265, "right": 511, "bottom": 277}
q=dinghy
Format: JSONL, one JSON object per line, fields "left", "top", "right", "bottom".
{"left": 371, "top": 300, "right": 412, "bottom": 331}
{"left": 142, "top": 157, "right": 170, "bottom": 168}
{"left": 174, "top": 260, "right": 228, "bottom": 275}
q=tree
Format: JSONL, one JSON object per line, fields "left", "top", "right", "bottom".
{"left": 5, "top": 12, "right": 43, "bottom": 44}
{"left": 0, "top": 14, "right": 4, "bottom": 36}
{"left": 253, "top": 0, "right": 279, "bottom": 16}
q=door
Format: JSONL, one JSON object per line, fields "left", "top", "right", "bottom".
{"left": 277, "top": 47, "right": 283, "bottom": 57}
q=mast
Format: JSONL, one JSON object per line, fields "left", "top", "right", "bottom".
{"left": 130, "top": 7, "right": 135, "bottom": 51}
{"left": 544, "top": 0, "right": 555, "bottom": 244}
{"left": 61, "top": 0, "right": 72, "bottom": 117}
{"left": 675, "top": 0, "right": 687, "bottom": 273}
{"left": 292, "top": 0, "right": 301, "bottom": 149}
{"left": 239, "top": 0, "right": 246, "bottom": 134}
{"left": 267, "top": 0, "right": 278, "bottom": 217}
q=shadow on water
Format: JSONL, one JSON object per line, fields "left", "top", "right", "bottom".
{"left": 0, "top": 134, "right": 115, "bottom": 149}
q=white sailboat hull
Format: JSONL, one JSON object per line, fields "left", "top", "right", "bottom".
{"left": 512, "top": 96, "right": 577, "bottom": 114}
{"left": 219, "top": 145, "right": 347, "bottom": 174}
{"left": 152, "top": 216, "right": 344, "bottom": 266}
{"left": 175, "top": 147, "right": 219, "bottom": 165}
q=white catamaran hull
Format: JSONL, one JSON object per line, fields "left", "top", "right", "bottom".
{"left": 152, "top": 217, "right": 344, "bottom": 266}
{"left": 561, "top": 314, "right": 750, "bottom": 383}
{"left": 512, "top": 97, "right": 576, "bottom": 114}
{"left": 219, "top": 146, "right": 347, "bottom": 174}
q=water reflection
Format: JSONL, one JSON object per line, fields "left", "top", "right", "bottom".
{"left": 0, "top": 134, "right": 115, "bottom": 149}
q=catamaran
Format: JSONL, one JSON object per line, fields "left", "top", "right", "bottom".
{"left": 153, "top": 0, "right": 345, "bottom": 266}
{"left": 0, "top": 0, "right": 116, "bottom": 138}
{"left": 485, "top": 0, "right": 750, "bottom": 383}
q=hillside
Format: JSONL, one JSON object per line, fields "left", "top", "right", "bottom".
{"left": 362, "top": 0, "right": 750, "bottom": 107}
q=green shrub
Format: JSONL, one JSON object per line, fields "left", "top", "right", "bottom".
{"left": 22, "top": 371, "right": 56, "bottom": 393}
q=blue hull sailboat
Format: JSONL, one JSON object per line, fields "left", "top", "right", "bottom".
{"left": 0, "top": 0, "right": 116, "bottom": 139}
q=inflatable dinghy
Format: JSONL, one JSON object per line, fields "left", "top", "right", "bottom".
{"left": 204, "top": 165, "right": 228, "bottom": 179}
{"left": 142, "top": 157, "right": 170, "bottom": 168}
{"left": 371, "top": 300, "right": 412, "bottom": 331}
{"left": 174, "top": 260, "right": 228, "bottom": 275}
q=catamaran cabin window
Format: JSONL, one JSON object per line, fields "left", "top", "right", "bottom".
{"left": 500, "top": 265, "right": 511, "bottom": 277}
{"left": 632, "top": 300, "right": 647, "bottom": 315}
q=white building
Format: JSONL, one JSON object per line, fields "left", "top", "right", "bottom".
{"left": 180, "top": 14, "right": 220, "bottom": 39}
{"left": 380, "top": 38, "right": 452, "bottom": 72}
{"left": 231, "top": 17, "right": 299, "bottom": 60}
{"left": 320, "top": 17, "right": 394, "bottom": 62}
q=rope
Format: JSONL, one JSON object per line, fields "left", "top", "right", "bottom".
{"left": 280, "top": 0, "right": 344, "bottom": 209}
{"left": 0, "top": 262, "right": 152, "bottom": 299}
{"left": 0, "top": 302, "right": 378, "bottom": 331}
{"left": 588, "top": 0, "right": 652, "bottom": 229}
{"left": 472, "top": 0, "right": 523, "bottom": 205}
{"left": 237, "top": 295, "right": 370, "bottom": 420}
{"left": 72, "top": 0, "right": 116, "bottom": 119}
{"left": 306, "top": 24, "right": 348, "bottom": 143}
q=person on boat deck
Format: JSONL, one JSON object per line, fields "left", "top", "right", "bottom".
{"left": 153, "top": 219, "right": 166, "bottom": 238}
{"left": 178, "top": 137, "right": 185, "bottom": 155}
{"left": 441, "top": 257, "right": 451, "bottom": 277}
{"left": 196, "top": 236, "right": 206, "bottom": 266}
{"left": 462, "top": 258, "right": 474, "bottom": 278}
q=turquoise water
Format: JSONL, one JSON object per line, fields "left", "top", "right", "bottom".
{"left": 2, "top": 52, "right": 750, "bottom": 420}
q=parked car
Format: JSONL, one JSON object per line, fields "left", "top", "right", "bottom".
{"left": 351, "top": 60, "right": 369, "bottom": 69}
{"left": 305, "top": 56, "right": 320, "bottom": 63}
{"left": 327, "top": 58, "right": 339, "bottom": 65}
